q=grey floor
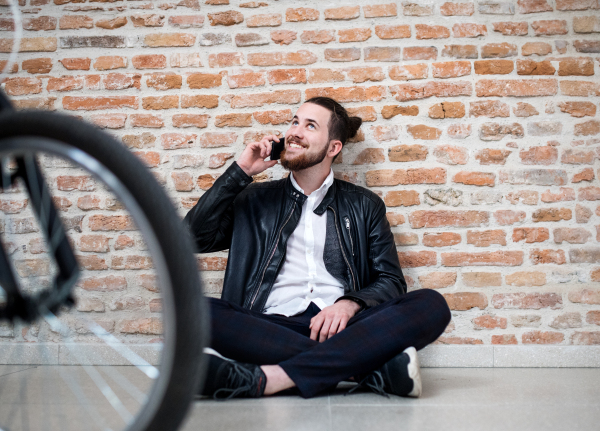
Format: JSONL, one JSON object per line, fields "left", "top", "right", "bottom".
{"left": 1, "top": 367, "right": 599, "bottom": 430}
{"left": 184, "top": 368, "right": 600, "bottom": 431}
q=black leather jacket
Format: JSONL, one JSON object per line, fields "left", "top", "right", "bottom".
{"left": 184, "top": 162, "right": 406, "bottom": 312}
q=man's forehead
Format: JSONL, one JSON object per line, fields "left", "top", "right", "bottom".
{"left": 294, "top": 103, "right": 331, "bottom": 124}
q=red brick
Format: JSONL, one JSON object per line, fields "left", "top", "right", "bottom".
{"left": 476, "top": 149, "right": 511, "bottom": 165}
{"left": 56, "top": 175, "right": 95, "bottom": 192}
{"left": 434, "top": 145, "right": 468, "bottom": 165}
{"left": 382, "top": 105, "right": 419, "bottom": 119}
{"left": 77, "top": 195, "right": 101, "bottom": 211}
{"left": 271, "top": 30, "right": 297, "bottom": 45}
{"left": 531, "top": 20, "right": 568, "bottom": 36}
{"left": 422, "top": 232, "right": 461, "bottom": 247}
{"left": 574, "top": 120, "right": 600, "bottom": 137}
{"left": 397, "top": 251, "right": 437, "bottom": 268}
{"left": 91, "top": 113, "right": 127, "bottom": 129}
{"left": 339, "top": 28, "right": 372, "bottom": 43}
{"left": 306, "top": 86, "right": 384, "bottom": 103}
{"left": 374, "top": 25, "right": 411, "bottom": 39}
{"left": 453, "top": 23, "right": 487, "bottom": 38}
{"left": 324, "top": 6, "right": 360, "bottom": 20}
{"left": 59, "top": 15, "right": 93, "bottom": 30}
{"left": 171, "top": 172, "right": 194, "bottom": 191}
{"left": 481, "top": 122, "right": 523, "bottom": 140}
{"left": 119, "top": 318, "right": 162, "bottom": 335}
{"left": 77, "top": 255, "right": 108, "bottom": 271}
{"left": 493, "top": 293, "right": 562, "bottom": 309}
{"left": 541, "top": 187, "right": 576, "bottom": 203}
{"left": 96, "top": 16, "right": 128, "bottom": 29}
{"left": 347, "top": 106, "right": 378, "bottom": 121}
{"left": 386, "top": 212, "right": 405, "bottom": 226}
{"left": 388, "top": 64, "right": 428, "bottom": 81}
{"left": 78, "top": 235, "right": 109, "bottom": 253}
{"left": 560, "top": 81, "right": 600, "bottom": 97}
{"left": 131, "top": 114, "right": 164, "bottom": 128}
{"left": 463, "top": 272, "right": 502, "bottom": 287}
{"left": 215, "top": 113, "right": 252, "bottom": 128}
{"left": 442, "top": 251, "right": 524, "bottom": 267}
{"left": 63, "top": 96, "right": 138, "bottom": 111}
{"left": 169, "top": 15, "right": 204, "bottom": 28}
{"left": 394, "top": 233, "right": 418, "bottom": 246}
{"left": 416, "top": 24, "right": 450, "bottom": 39}
{"left": 285, "top": 8, "right": 319, "bottom": 22}
{"left": 383, "top": 190, "right": 420, "bottom": 207}
{"left": 530, "top": 248, "right": 566, "bottom": 264}
{"left": 208, "top": 52, "right": 244, "bottom": 68}
{"left": 441, "top": 2, "right": 475, "bottom": 15}
{"left": 443, "top": 293, "right": 488, "bottom": 311}
{"left": 407, "top": 124, "right": 442, "bottom": 140}
{"left": 493, "top": 335, "right": 518, "bottom": 345}
{"left": 47, "top": 75, "right": 83, "bottom": 92}
{"left": 441, "top": 44, "right": 478, "bottom": 59}
{"left": 388, "top": 144, "right": 427, "bottom": 161}
{"left": 267, "top": 68, "right": 306, "bottom": 85}
{"left": 81, "top": 275, "right": 127, "bottom": 292}
{"left": 112, "top": 255, "right": 152, "bottom": 270}
{"left": 366, "top": 168, "right": 446, "bottom": 187}
{"left": 523, "top": 331, "right": 564, "bottom": 344}
{"left": 476, "top": 79, "right": 557, "bottom": 97}
{"left": 513, "top": 227, "right": 550, "bottom": 243}
{"left": 199, "top": 132, "right": 237, "bottom": 148}
{"left": 209, "top": 153, "right": 235, "bottom": 169}
{"left": 363, "top": 3, "right": 398, "bottom": 17}
{"left": 89, "top": 215, "right": 135, "bottom": 231}
{"left": 558, "top": 101, "right": 597, "bottom": 118}
{"left": 131, "top": 14, "right": 165, "bottom": 27}
{"left": 517, "top": 0, "right": 553, "bottom": 13}
{"left": 494, "top": 210, "right": 526, "bottom": 225}
{"left": 418, "top": 272, "right": 457, "bottom": 289}
{"left": 144, "top": 33, "right": 196, "bottom": 47}
{"left": 390, "top": 81, "right": 471, "bottom": 102}
{"left": 519, "top": 146, "right": 558, "bottom": 165}
{"left": 571, "top": 332, "right": 600, "bottom": 345}
{"left": 493, "top": 21, "right": 529, "bottom": 35}
{"left": 253, "top": 109, "right": 293, "bottom": 125}
{"left": 572, "top": 167, "right": 595, "bottom": 183}
{"left": 467, "top": 229, "right": 507, "bottom": 247}
{"left": 160, "top": 133, "right": 196, "bottom": 150}
{"left": 432, "top": 61, "right": 471, "bottom": 78}
{"left": 553, "top": 227, "right": 592, "bottom": 244}
{"left": 436, "top": 336, "right": 483, "bottom": 345}
{"left": 473, "top": 315, "right": 507, "bottom": 330}
{"left": 247, "top": 13, "right": 281, "bottom": 27}
{"left": 409, "top": 210, "right": 489, "bottom": 228}
{"left": 403, "top": 46, "right": 438, "bottom": 60}
{"left": 522, "top": 42, "right": 553, "bottom": 56}
{"left": 3, "top": 78, "right": 42, "bottom": 96}
{"left": 475, "top": 59, "right": 514, "bottom": 75}
{"left": 198, "top": 256, "right": 228, "bottom": 271}
{"left": 448, "top": 124, "right": 472, "bottom": 139}
{"left": 532, "top": 208, "right": 572, "bottom": 222}
{"left": 506, "top": 271, "right": 546, "bottom": 287}
{"left": 588, "top": 310, "right": 600, "bottom": 325}
{"left": 558, "top": 57, "right": 595, "bottom": 76}
{"left": 301, "top": 30, "right": 335, "bottom": 44}
{"left": 22, "top": 58, "right": 52, "bottom": 74}
{"left": 517, "top": 59, "right": 556, "bottom": 75}
{"left": 248, "top": 50, "right": 317, "bottom": 66}
{"left": 453, "top": 171, "right": 495, "bottom": 187}
{"left": 578, "top": 186, "right": 600, "bottom": 201}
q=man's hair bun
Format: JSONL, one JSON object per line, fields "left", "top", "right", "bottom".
{"left": 347, "top": 116, "right": 363, "bottom": 140}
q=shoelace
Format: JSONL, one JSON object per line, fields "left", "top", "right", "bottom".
{"left": 213, "top": 362, "right": 256, "bottom": 401}
{"left": 345, "top": 370, "right": 390, "bottom": 398}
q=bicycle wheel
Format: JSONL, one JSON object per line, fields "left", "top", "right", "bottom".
{"left": 0, "top": 110, "right": 208, "bottom": 431}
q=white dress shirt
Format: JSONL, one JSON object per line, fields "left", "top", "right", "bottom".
{"left": 263, "top": 170, "right": 345, "bottom": 316}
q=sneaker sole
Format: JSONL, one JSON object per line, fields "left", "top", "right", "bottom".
{"left": 404, "top": 347, "right": 422, "bottom": 398}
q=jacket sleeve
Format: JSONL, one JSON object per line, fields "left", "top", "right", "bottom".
{"left": 183, "top": 162, "right": 253, "bottom": 253}
{"left": 336, "top": 198, "right": 407, "bottom": 310}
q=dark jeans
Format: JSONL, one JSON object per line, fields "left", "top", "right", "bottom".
{"left": 208, "top": 289, "right": 451, "bottom": 398}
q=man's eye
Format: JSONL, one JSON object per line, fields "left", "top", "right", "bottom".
{"left": 308, "top": 124, "right": 314, "bottom": 129}
{"left": 292, "top": 121, "right": 298, "bottom": 125}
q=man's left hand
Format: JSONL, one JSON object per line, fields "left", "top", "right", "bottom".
{"left": 309, "top": 300, "right": 361, "bottom": 343}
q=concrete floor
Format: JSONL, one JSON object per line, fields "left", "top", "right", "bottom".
{"left": 184, "top": 368, "right": 600, "bottom": 431}
{"left": 1, "top": 367, "right": 599, "bottom": 431}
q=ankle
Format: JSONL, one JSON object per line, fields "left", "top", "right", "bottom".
{"left": 261, "top": 365, "right": 295, "bottom": 395}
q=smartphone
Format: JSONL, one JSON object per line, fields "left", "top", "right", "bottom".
{"left": 270, "top": 137, "right": 285, "bottom": 161}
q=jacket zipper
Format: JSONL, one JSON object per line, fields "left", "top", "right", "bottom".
{"left": 329, "top": 207, "right": 356, "bottom": 292}
{"left": 249, "top": 204, "right": 296, "bottom": 309}
{"left": 344, "top": 216, "right": 354, "bottom": 257}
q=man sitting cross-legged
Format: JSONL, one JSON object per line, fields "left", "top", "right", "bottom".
{"left": 184, "top": 97, "right": 451, "bottom": 400}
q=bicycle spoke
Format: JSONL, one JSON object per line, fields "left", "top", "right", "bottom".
{"left": 42, "top": 310, "right": 133, "bottom": 427}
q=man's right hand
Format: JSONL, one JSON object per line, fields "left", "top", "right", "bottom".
{"left": 237, "top": 134, "right": 281, "bottom": 177}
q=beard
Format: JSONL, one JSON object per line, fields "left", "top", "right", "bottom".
{"left": 280, "top": 141, "right": 329, "bottom": 172}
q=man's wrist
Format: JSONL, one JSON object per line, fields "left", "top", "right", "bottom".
{"left": 338, "top": 299, "right": 362, "bottom": 314}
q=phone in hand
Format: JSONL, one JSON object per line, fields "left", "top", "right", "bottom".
{"left": 270, "top": 137, "right": 285, "bottom": 161}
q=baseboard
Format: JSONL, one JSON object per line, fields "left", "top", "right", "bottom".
{"left": 1, "top": 343, "right": 600, "bottom": 367}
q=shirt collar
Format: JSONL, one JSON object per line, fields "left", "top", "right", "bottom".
{"left": 290, "top": 169, "right": 334, "bottom": 198}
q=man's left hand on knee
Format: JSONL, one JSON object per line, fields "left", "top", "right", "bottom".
{"left": 309, "top": 300, "right": 361, "bottom": 343}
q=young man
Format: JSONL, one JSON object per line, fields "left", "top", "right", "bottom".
{"left": 184, "top": 97, "right": 451, "bottom": 400}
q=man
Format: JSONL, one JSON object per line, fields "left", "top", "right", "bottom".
{"left": 184, "top": 97, "right": 451, "bottom": 400}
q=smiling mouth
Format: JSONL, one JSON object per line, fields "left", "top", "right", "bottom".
{"left": 288, "top": 141, "right": 306, "bottom": 150}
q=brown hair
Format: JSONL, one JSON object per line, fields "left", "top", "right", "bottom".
{"left": 304, "top": 97, "right": 362, "bottom": 147}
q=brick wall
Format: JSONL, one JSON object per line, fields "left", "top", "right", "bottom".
{"left": 1, "top": 0, "right": 600, "bottom": 347}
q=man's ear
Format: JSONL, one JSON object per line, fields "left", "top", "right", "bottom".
{"left": 328, "top": 140, "right": 343, "bottom": 158}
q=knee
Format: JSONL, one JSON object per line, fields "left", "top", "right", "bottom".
{"left": 411, "top": 288, "right": 452, "bottom": 328}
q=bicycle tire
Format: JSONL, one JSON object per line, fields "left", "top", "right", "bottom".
{"left": 0, "top": 110, "right": 208, "bottom": 431}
